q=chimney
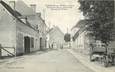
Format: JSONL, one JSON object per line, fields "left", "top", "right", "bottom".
{"left": 9, "top": 1, "right": 15, "bottom": 10}
{"left": 30, "top": 4, "right": 36, "bottom": 12}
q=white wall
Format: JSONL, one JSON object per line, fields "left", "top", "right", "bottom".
{"left": 0, "top": 4, "right": 16, "bottom": 47}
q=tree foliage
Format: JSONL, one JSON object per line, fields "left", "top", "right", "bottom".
{"left": 64, "top": 33, "right": 71, "bottom": 42}
{"left": 78, "top": 0, "right": 114, "bottom": 45}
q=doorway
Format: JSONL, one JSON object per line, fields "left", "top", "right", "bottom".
{"left": 40, "top": 37, "right": 42, "bottom": 50}
{"left": 24, "top": 36, "right": 30, "bottom": 53}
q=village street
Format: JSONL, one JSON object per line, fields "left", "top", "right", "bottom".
{"left": 0, "top": 49, "right": 94, "bottom": 72}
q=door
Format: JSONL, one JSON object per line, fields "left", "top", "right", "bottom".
{"left": 24, "top": 36, "right": 30, "bottom": 53}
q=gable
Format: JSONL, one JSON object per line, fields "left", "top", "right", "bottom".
{"left": 49, "top": 26, "right": 64, "bottom": 38}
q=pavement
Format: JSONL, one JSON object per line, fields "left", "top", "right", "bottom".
{"left": 67, "top": 49, "right": 115, "bottom": 72}
{"left": 0, "top": 49, "right": 94, "bottom": 72}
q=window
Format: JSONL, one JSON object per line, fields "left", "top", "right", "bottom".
{"left": 31, "top": 37, "right": 34, "bottom": 48}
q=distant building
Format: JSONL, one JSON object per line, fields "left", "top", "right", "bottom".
{"left": 71, "top": 20, "right": 94, "bottom": 54}
{"left": 0, "top": 0, "right": 47, "bottom": 56}
{"left": 47, "top": 26, "right": 64, "bottom": 49}
{"left": 71, "top": 19, "right": 115, "bottom": 55}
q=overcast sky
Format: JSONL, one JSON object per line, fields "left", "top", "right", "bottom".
{"left": 9, "top": 0, "right": 84, "bottom": 33}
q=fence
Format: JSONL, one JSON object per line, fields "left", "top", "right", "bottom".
{"left": 0, "top": 44, "right": 15, "bottom": 58}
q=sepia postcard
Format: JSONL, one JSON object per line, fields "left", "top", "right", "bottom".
{"left": 0, "top": 0, "right": 115, "bottom": 72}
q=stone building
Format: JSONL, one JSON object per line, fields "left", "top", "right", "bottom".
{"left": 0, "top": 0, "right": 47, "bottom": 56}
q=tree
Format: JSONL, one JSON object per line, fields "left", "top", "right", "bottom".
{"left": 78, "top": 0, "right": 114, "bottom": 45}
{"left": 64, "top": 33, "right": 71, "bottom": 42}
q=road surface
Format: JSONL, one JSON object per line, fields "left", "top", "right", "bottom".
{"left": 0, "top": 49, "right": 94, "bottom": 72}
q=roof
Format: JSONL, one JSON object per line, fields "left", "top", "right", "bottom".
{"left": 72, "top": 19, "right": 94, "bottom": 40}
{"left": 48, "top": 26, "right": 64, "bottom": 36}
{"left": 71, "top": 19, "right": 93, "bottom": 30}
{"left": 47, "top": 28, "right": 53, "bottom": 33}
{"left": 0, "top": 0, "right": 37, "bottom": 31}
{"left": 72, "top": 20, "right": 91, "bottom": 41}
{"left": 55, "top": 26, "right": 64, "bottom": 35}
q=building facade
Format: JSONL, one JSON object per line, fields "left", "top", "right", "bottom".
{"left": 47, "top": 26, "right": 64, "bottom": 49}
{"left": 71, "top": 20, "right": 94, "bottom": 54}
{"left": 71, "top": 19, "right": 115, "bottom": 55}
{"left": 71, "top": 28, "right": 91, "bottom": 54}
{"left": 0, "top": 0, "right": 47, "bottom": 56}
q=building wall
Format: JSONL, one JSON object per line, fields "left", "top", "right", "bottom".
{"left": 73, "top": 31, "right": 85, "bottom": 53}
{"left": 23, "top": 13, "right": 47, "bottom": 50}
{"left": 0, "top": 4, "right": 16, "bottom": 47}
{"left": 0, "top": 0, "right": 47, "bottom": 56}
{"left": 0, "top": 4, "right": 16, "bottom": 56}
{"left": 48, "top": 27, "right": 64, "bottom": 49}
{"left": 37, "top": 17, "right": 47, "bottom": 50}
{"left": 72, "top": 31, "right": 91, "bottom": 54}
{"left": 14, "top": 1, "right": 47, "bottom": 52}
{"left": 16, "top": 20, "right": 40, "bottom": 55}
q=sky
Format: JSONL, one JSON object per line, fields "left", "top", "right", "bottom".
{"left": 9, "top": 0, "right": 84, "bottom": 33}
